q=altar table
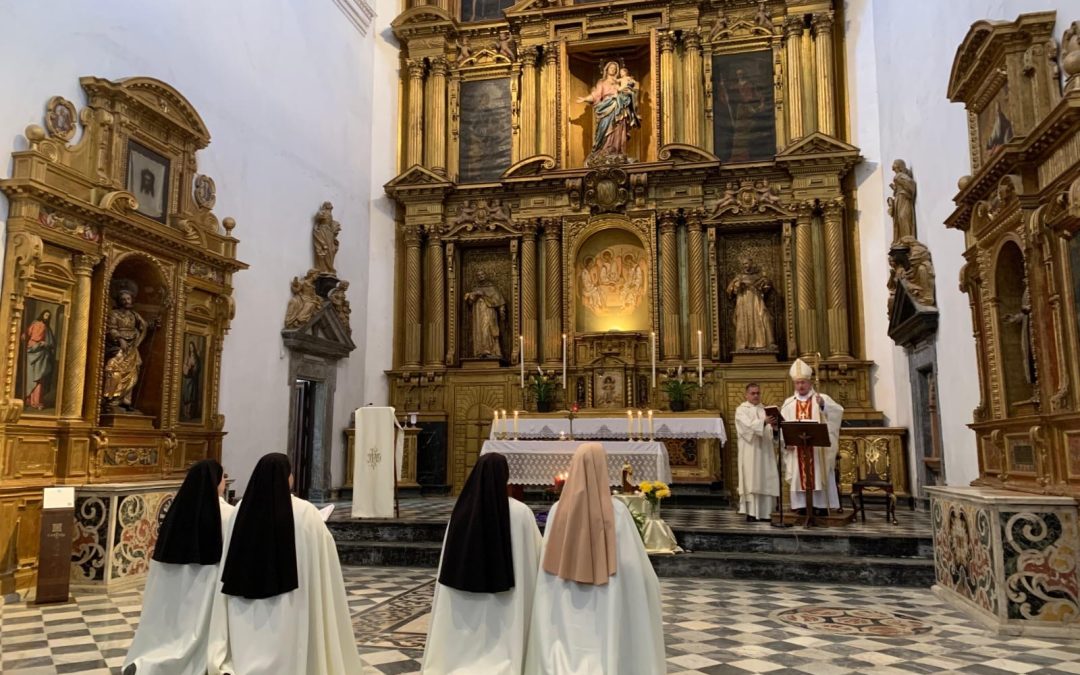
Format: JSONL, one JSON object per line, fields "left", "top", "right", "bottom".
{"left": 490, "top": 415, "right": 726, "bottom": 444}
{"left": 480, "top": 440, "right": 672, "bottom": 486}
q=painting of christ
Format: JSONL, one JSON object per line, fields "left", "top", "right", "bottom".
{"left": 712, "top": 51, "right": 776, "bottom": 163}
{"left": 17, "top": 299, "right": 65, "bottom": 415}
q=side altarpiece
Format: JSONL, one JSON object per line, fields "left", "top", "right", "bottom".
{"left": 0, "top": 77, "right": 246, "bottom": 592}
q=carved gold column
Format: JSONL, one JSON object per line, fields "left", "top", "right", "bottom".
{"left": 542, "top": 219, "right": 562, "bottom": 365}
{"left": 660, "top": 211, "right": 681, "bottom": 360}
{"left": 521, "top": 221, "right": 539, "bottom": 362}
{"left": 813, "top": 12, "right": 836, "bottom": 138}
{"left": 686, "top": 210, "right": 707, "bottom": 346}
{"left": 406, "top": 58, "right": 425, "bottom": 168}
{"left": 404, "top": 225, "right": 424, "bottom": 367}
{"left": 783, "top": 17, "right": 804, "bottom": 142}
{"left": 424, "top": 56, "right": 448, "bottom": 174}
{"left": 424, "top": 224, "right": 445, "bottom": 366}
{"left": 539, "top": 43, "right": 559, "bottom": 160}
{"left": 659, "top": 29, "right": 676, "bottom": 147}
{"left": 519, "top": 48, "right": 538, "bottom": 159}
{"left": 682, "top": 29, "right": 704, "bottom": 148}
{"left": 795, "top": 202, "right": 818, "bottom": 356}
{"left": 61, "top": 254, "right": 97, "bottom": 418}
{"left": 822, "top": 198, "right": 851, "bottom": 358}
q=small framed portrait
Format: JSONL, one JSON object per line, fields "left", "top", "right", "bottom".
{"left": 127, "top": 140, "right": 171, "bottom": 223}
{"left": 180, "top": 333, "right": 207, "bottom": 423}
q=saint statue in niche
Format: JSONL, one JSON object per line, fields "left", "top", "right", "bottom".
{"left": 1005, "top": 286, "right": 1036, "bottom": 386}
{"left": 577, "top": 61, "right": 641, "bottom": 166}
{"left": 103, "top": 281, "right": 154, "bottom": 412}
{"left": 727, "top": 257, "right": 776, "bottom": 352}
{"left": 181, "top": 337, "right": 203, "bottom": 422}
{"left": 312, "top": 201, "right": 341, "bottom": 276}
{"left": 465, "top": 270, "right": 507, "bottom": 359}
{"left": 887, "top": 159, "right": 917, "bottom": 243}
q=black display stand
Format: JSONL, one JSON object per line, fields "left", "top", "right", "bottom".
{"left": 779, "top": 421, "right": 831, "bottom": 528}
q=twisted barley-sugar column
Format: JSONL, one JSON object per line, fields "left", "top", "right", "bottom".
{"left": 658, "top": 29, "right": 676, "bottom": 147}
{"left": 519, "top": 48, "right": 539, "bottom": 159}
{"left": 61, "top": 254, "right": 97, "bottom": 418}
{"left": 783, "top": 17, "right": 804, "bottom": 142}
{"left": 539, "top": 44, "right": 559, "bottom": 160}
{"left": 424, "top": 225, "right": 446, "bottom": 366}
{"left": 403, "top": 225, "right": 424, "bottom": 367}
{"left": 542, "top": 221, "right": 562, "bottom": 365}
{"left": 406, "top": 58, "right": 425, "bottom": 169}
{"left": 682, "top": 29, "right": 704, "bottom": 148}
{"left": 659, "top": 211, "right": 682, "bottom": 360}
{"left": 822, "top": 198, "right": 851, "bottom": 358}
{"left": 795, "top": 203, "right": 818, "bottom": 356}
{"left": 812, "top": 12, "right": 836, "bottom": 138}
{"left": 424, "top": 57, "right": 448, "bottom": 174}
{"left": 520, "top": 221, "right": 539, "bottom": 362}
{"left": 686, "top": 211, "right": 707, "bottom": 342}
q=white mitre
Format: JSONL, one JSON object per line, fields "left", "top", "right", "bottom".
{"left": 789, "top": 358, "right": 813, "bottom": 382}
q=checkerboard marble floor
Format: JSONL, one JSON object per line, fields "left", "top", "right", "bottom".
{"left": 331, "top": 497, "right": 931, "bottom": 536}
{"left": 6, "top": 565, "right": 1080, "bottom": 674}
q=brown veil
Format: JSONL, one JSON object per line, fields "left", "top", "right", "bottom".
{"left": 542, "top": 442, "right": 617, "bottom": 585}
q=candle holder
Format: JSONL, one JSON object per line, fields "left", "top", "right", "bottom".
{"left": 567, "top": 402, "right": 578, "bottom": 441}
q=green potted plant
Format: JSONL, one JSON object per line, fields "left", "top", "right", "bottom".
{"left": 662, "top": 375, "right": 698, "bottom": 412}
{"left": 529, "top": 369, "right": 557, "bottom": 412}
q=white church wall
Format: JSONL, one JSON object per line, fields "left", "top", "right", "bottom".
{"left": 0, "top": 0, "right": 375, "bottom": 494}
{"left": 846, "top": 0, "right": 1076, "bottom": 487}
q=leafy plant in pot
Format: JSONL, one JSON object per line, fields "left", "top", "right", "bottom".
{"left": 662, "top": 375, "right": 698, "bottom": 412}
{"left": 529, "top": 369, "right": 557, "bottom": 412}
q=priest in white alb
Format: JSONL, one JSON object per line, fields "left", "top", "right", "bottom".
{"left": 780, "top": 359, "right": 843, "bottom": 515}
{"left": 735, "top": 382, "right": 779, "bottom": 522}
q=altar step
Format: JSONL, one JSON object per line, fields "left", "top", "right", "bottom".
{"left": 327, "top": 517, "right": 934, "bottom": 587}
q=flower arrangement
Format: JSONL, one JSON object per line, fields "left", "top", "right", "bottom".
{"left": 529, "top": 367, "right": 557, "bottom": 412}
{"left": 638, "top": 480, "right": 671, "bottom": 506}
{"left": 661, "top": 372, "right": 698, "bottom": 412}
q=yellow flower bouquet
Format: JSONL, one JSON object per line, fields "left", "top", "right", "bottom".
{"left": 639, "top": 480, "right": 671, "bottom": 507}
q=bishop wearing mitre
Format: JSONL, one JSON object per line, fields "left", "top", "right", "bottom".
{"left": 780, "top": 358, "right": 843, "bottom": 514}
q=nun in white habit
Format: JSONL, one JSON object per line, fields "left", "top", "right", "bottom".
{"left": 525, "top": 443, "right": 666, "bottom": 675}
{"left": 207, "top": 452, "right": 363, "bottom": 675}
{"left": 422, "top": 452, "right": 542, "bottom": 675}
{"left": 122, "top": 459, "right": 234, "bottom": 675}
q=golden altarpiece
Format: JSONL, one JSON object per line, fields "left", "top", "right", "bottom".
{"left": 384, "top": 0, "right": 907, "bottom": 497}
{"left": 927, "top": 12, "right": 1080, "bottom": 636}
{"left": 0, "top": 77, "right": 245, "bottom": 592}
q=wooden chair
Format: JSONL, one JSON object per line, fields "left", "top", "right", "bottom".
{"left": 849, "top": 442, "right": 898, "bottom": 525}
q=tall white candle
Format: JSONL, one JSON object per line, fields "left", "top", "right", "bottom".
{"left": 493, "top": 408, "right": 500, "bottom": 436}
{"left": 637, "top": 410, "right": 644, "bottom": 439}
{"left": 513, "top": 410, "right": 519, "bottom": 437}
{"left": 519, "top": 336, "right": 525, "bottom": 388}
{"left": 502, "top": 410, "right": 508, "bottom": 435}
{"left": 562, "top": 334, "right": 567, "bottom": 389}
{"left": 697, "top": 329, "right": 703, "bottom": 387}
{"left": 647, "top": 409, "right": 654, "bottom": 438}
{"left": 650, "top": 331, "right": 656, "bottom": 389}
{"left": 626, "top": 410, "right": 633, "bottom": 439}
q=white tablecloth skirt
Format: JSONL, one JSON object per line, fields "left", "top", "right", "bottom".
{"left": 491, "top": 415, "right": 726, "bottom": 444}
{"left": 480, "top": 440, "right": 673, "bottom": 486}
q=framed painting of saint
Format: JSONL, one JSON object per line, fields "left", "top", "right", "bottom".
{"left": 978, "top": 82, "right": 1014, "bottom": 164}
{"left": 711, "top": 51, "right": 776, "bottom": 163}
{"left": 16, "top": 299, "right": 65, "bottom": 415}
{"left": 127, "top": 140, "right": 170, "bottom": 223}
{"left": 180, "top": 334, "right": 207, "bottom": 423}
{"left": 458, "top": 78, "right": 512, "bottom": 184}
{"left": 459, "top": 0, "right": 514, "bottom": 23}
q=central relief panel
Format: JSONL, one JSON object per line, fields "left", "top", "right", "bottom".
{"left": 573, "top": 226, "right": 650, "bottom": 334}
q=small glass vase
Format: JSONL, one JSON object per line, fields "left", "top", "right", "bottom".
{"left": 644, "top": 498, "right": 661, "bottom": 520}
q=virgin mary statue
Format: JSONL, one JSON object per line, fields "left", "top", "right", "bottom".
{"left": 577, "top": 61, "right": 641, "bottom": 166}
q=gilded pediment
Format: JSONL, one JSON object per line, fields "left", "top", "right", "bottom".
{"left": 385, "top": 165, "right": 454, "bottom": 196}
{"left": 776, "top": 132, "right": 858, "bottom": 159}
{"left": 657, "top": 144, "right": 721, "bottom": 166}
{"left": 458, "top": 48, "right": 512, "bottom": 68}
{"left": 391, "top": 5, "right": 454, "bottom": 29}
{"left": 80, "top": 76, "right": 211, "bottom": 146}
{"left": 281, "top": 304, "right": 356, "bottom": 359}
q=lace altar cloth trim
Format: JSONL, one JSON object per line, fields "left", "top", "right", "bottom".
{"left": 490, "top": 416, "right": 726, "bottom": 443}
{"left": 481, "top": 440, "right": 673, "bottom": 486}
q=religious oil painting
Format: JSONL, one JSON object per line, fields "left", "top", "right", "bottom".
{"left": 459, "top": 0, "right": 514, "bottom": 23}
{"left": 180, "top": 333, "right": 206, "bottom": 423}
{"left": 458, "top": 79, "right": 513, "bottom": 184}
{"left": 978, "top": 82, "right": 1014, "bottom": 163}
{"left": 574, "top": 227, "right": 650, "bottom": 333}
{"left": 127, "top": 140, "right": 170, "bottom": 223}
{"left": 16, "top": 299, "right": 65, "bottom": 415}
{"left": 711, "top": 51, "right": 776, "bottom": 163}
{"left": 593, "top": 369, "right": 625, "bottom": 409}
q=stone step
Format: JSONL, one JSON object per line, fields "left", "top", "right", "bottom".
{"left": 333, "top": 541, "right": 934, "bottom": 587}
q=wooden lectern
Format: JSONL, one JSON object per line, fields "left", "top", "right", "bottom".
{"left": 779, "top": 421, "right": 831, "bottom": 528}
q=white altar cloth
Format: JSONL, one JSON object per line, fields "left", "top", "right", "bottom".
{"left": 490, "top": 415, "right": 726, "bottom": 444}
{"left": 351, "top": 406, "right": 404, "bottom": 519}
{"left": 480, "top": 440, "right": 672, "bottom": 486}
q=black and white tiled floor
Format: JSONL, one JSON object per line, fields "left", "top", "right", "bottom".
{"left": 5, "top": 566, "right": 1080, "bottom": 674}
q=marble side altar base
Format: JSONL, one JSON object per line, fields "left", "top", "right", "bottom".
{"left": 926, "top": 486, "right": 1080, "bottom": 638}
